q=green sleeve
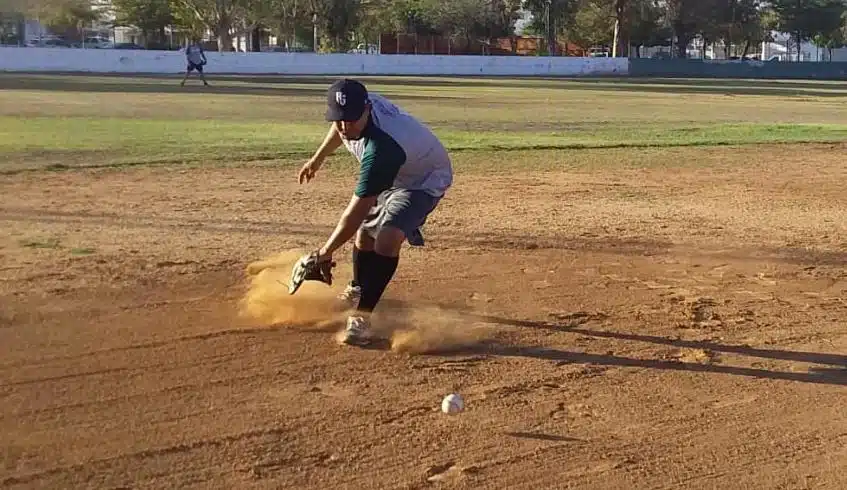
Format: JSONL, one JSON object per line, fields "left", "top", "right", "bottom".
{"left": 354, "top": 132, "right": 406, "bottom": 198}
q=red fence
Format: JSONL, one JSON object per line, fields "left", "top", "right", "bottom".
{"left": 378, "top": 34, "right": 586, "bottom": 56}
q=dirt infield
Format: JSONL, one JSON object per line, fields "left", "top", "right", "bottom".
{"left": 2, "top": 144, "right": 846, "bottom": 489}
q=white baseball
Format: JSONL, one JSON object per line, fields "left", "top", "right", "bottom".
{"left": 441, "top": 393, "right": 464, "bottom": 414}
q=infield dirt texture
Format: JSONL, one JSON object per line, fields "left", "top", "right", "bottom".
{"left": 1, "top": 74, "right": 846, "bottom": 489}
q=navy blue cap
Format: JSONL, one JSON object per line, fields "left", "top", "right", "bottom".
{"left": 325, "top": 78, "right": 369, "bottom": 121}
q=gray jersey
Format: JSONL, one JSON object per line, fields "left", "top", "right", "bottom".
{"left": 185, "top": 45, "right": 204, "bottom": 65}
{"left": 341, "top": 94, "right": 453, "bottom": 198}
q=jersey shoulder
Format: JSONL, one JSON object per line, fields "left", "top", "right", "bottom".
{"left": 355, "top": 124, "right": 407, "bottom": 197}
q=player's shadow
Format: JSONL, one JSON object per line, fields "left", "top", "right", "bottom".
{"left": 482, "top": 343, "right": 847, "bottom": 387}
{"left": 391, "top": 303, "right": 847, "bottom": 387}
{"left": 464, "top": 309, "right": 847, "bottom": 367}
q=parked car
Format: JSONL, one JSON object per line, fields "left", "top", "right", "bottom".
{"left": 81, "top": 36, "right": 113, "bottom": 49}
{"left": 26, "top": 37, "right": 72, "bottom": 48}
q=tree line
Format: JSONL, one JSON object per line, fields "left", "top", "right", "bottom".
{"left": 2, "top": 0, "right": 847, "bottom": 57}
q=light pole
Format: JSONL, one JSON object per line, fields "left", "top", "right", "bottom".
{"left": 545, "top": 0, "right": 552, "bottom": 56}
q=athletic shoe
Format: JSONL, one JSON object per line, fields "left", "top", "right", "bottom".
{"left": 338, "top": 283, "right": 361, "bottom": 309}
{"left": 341, "top": 315, "right": 371, "bottom": 345}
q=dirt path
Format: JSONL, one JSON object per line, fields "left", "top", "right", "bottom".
{"left": 2, "top": 145, "right": 846, "bottom": 489}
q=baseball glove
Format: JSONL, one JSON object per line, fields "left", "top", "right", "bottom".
{"left": 288, "top": 251, "right": 335, "bottom": 295}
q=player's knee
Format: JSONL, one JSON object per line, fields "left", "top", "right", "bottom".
{"left": 374, "top": 226, "right": 405, "bottom": 257}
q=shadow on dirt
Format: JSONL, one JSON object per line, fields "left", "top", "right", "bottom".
{"left": 374, "top": 302, "right": 847, "bottom": 387}
{"left": 504, "top": 431, "right": 582, "bottom": 442}
{"left": 484, "top": 343, "right": 847, "bottom": 387}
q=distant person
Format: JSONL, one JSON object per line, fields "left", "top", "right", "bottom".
{"left": 180, "top": 40, "right": 209, "bottom": 86}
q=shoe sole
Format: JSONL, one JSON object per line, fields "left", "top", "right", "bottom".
{"left": 339, "top": 331, "right": 372, "bottom": 346}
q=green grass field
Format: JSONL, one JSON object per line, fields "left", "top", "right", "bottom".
{"left": 1, "top": 74, "right": 847, "bottom": 172}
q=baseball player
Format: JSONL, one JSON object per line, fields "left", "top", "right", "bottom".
{"left": 297, "top": 78, "right": 453, "bottom": 345}
{"left": 180, "top": 39, "right": 209, "bottom": 86}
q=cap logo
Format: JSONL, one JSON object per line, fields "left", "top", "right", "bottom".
{"left": 335, "top": 91, "right": 346, "bottom": 106}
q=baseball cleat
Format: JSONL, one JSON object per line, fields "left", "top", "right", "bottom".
{"left": 337, "top": 284, "right": 362, "bottom": 308}
{"left": 340, "top": 315, "right": 372, "bottom": 345}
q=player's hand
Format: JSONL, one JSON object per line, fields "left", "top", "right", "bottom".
{"left": 298, "top": 158, "right": 322, "bottom": 184}
{"left": 315, "top": 247, "right": 333, "bottom": 264}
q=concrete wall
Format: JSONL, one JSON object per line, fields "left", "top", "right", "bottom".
{"left": 5, "top": 46, "right": 847, "bottom": 80}
{"left": 0, "top": 47, "right": 629, "bottom": 76}
{"left": 630, "top": 58, "right": 847, "bottom": 80}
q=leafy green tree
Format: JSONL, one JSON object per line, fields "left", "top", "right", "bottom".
{"left": 812, "top": 10, "right": 847, "bottom": 60}
{"left": 628, "top": 0, "right": 668, "bottom": 57}
{"left": 771, "top": 0, "right": 847, "bottom": 61}
{"left": 169, "top": 0, "right": 266, "bottom": 51}
{"left": 425, "top": 0, "right": 496, "bottom": 51}
{"left": 729, "top": 0, "right": 770, "bottom": 58}
{"left": 0, "top": 10, "right": 26, "bottom": 45}
{"left": 259, "top": 0, "right": 311, "bottom": 50}
{"left": 482, "top": 0, "right": 523, "bottom": 42}
{"left": 522, "top": 0, "right": 579, "bottom": 54}
{"left": 311, "top": 0, "right": 360, "bottom": 51}
{"left": 567, "top": 0, "right": 615, "bottom": 50}
{"left": 663, "top": 0, "right": 714, "bottom": 58}
{"left": 37, "top": 0, "right": 100, "bottom": 41}
{"left": 112, "top": 0, "right": 172, "bottom": 46}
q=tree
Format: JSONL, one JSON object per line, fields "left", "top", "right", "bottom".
{"left": 771, "top": 0, "right": 847, "bottom": 61}
{"left": 390, "top": 0, "right": 439, "bottom": 36}
{"left": 169, "top": 0, "right": 263, "bottom": 51}
{"left": 310, "top": 0, "right": 361, "bottom": 51}
{"left": 112, "top": 0, "right": 173, "bottom": 47}
{"left": 355, "top": 0, "right": 393, "bottom": 48}
{"left": 426, "top": 0, "right": 488, "bottom": 51}
{"left": 10, "top": 0, "right": 101, "bottom": 41}
{"left": 29, "top": 0, "right": 101, "bottom": 42}
{"left": 663, "top": 0, "right": 719, "bottom": 58}
{"left": 728, "top": 0, "right": 770, "bottom": 58}
{"left": 564, "top": 0, "right": 632, "bottom": 57}
{"left": 611, "top": 0, "right": 628, "bottom": 56}
{"left": 567, "top": 0, "right": 615, "bottom": 50}
{"left": 628, "top": 0, "right": 667, "bottom": 57}
{"left": 485, "top": 0, "right": 523, "bottom": 48}
{"left": 522, "top": 0, "right": 579, "bottom": 54}
{"left": 259, "top": 0, "right": 311, "bottom": 50}
{"left": 812, "top": 10, "right": 847, "bottom": 61}
{"left": 0, "top": 10, "right": 26, "bottom": 45}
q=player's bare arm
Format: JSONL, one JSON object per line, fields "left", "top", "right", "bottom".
{"left": 317, "top": 194, "right": 377, "bottom": 260}
{"left": 289, "top": 78, "right": 452, "bottom": 346}
{"left": 299, "top": 124, "right": 343, "bottom": 184}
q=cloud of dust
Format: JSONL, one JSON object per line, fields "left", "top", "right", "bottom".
{"left": 376, "top": 304, "right": 495, "bottom": 355}
{"left": 238, "top": 249, "right": 351, "bottom": 329}
{"left": 238, "top": 249, "right": 498, "bottom": 353}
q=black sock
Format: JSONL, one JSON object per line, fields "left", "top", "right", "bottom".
{"left": 357, "top": 253, "right": 399, "bottom": 313}
{"left": 352, "top": 246, "right": 376, "bottom": 289}
{"left": 352, "top": 246, "right": 361, "bottom": 286}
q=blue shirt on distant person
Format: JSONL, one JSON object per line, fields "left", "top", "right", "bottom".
{"left": 185, "top": 44, "right": 205, "bottom": 66}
